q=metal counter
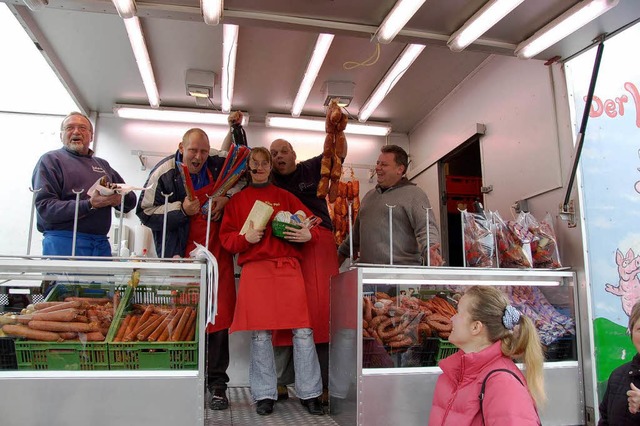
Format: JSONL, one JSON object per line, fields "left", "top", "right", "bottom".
{"left": 328, "top": 266, "right": 583, "bottom": 426}
{"left": 0, "top": 257, "right": 207, "bottom": 426}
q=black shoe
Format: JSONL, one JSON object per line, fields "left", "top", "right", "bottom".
{"left": 209, "top": 390, "right": 229, "bottom": 410}
{"left": 256, "top": 399, "right": 275, "bottom": 415}
{"left": 277, "top": 385, "right": 289, "bottom": 401}
{"left": 300, "top": 397, "right": 324, "bottom": 415}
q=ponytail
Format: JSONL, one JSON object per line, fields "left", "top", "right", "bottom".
{"left": 465, "top": 286, "right": 546, "bottom": 407}
{"left": 502, "top": 314, "right": 546, "bottom": 407}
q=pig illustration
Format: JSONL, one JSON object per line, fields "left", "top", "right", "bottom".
{"left": 605, "top": 248, "right": 640, "bottom": 316}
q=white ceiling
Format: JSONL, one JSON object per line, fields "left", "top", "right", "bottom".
{"left": 3, "top": 0, "right": 640, "bottom": 133}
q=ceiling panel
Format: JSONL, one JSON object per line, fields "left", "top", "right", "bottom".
{"left": 3, "top": 0, "right": 639, "bottom": 134}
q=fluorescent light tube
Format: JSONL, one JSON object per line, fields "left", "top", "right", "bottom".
{"left": 515, "top": 0, "right": 619, "bottom": 59}
{"left": 292, "top": 33, "right": 335, "bottom": 117}
{"left": 113, "top": 104, "right": 249, "bottom": 125}
{"left": 265, "top": 114, "right": 391, "bottom": 137}
{"left": 123, "top": 17, "right": 160, "bottom": 108}
{"left": 375, "top": 0, "right": 427, "bottom": 44}
{"left": 21, "top": 0, "right": 48, "bottom": 11}
{"left": 201, "top": 0, "right": 223, "bottom": 25}
{"left": 221, "top": 24, "right": 238, "bottom": 113}
{"left": 358, "top": 44, "right": 425, "bottom": 122}
{"left": 112, "top": 0, "right": 137, "bottom": 19}
{"left": 448, "top": 0, "right": 524, "bottom": 52}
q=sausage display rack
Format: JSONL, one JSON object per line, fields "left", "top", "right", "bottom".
{"left": 0, "top": 256, "right": 207, "bottom": 426}
{"left": 328, "top": 266, "right": 583, "bottom": 426}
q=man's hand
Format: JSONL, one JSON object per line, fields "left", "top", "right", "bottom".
{"left": 245, "top": 221, "right": 264, "bottom": 244}
{"left": 208, "top": 196, "right": 228, "bottom": 221}
{"left": 428, "top": 243, "right": 444, "bottom": 266}
{"left": 182, "top": 196, "right": 201, "bottom": 216}
{"left": 627, "top": 382, "right": 640, "bottom": 414}
{"left": 89, "top": 192, "right": 122, "bottom": 209}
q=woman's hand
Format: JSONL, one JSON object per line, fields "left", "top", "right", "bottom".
{"left": 627, "top": 382, "right": 640, "bottom": 414}
{"left": 283, "top": 225, "right": 311, "bottom": 243}
{"left": 244, "top": 220, "right": 264, "bottom": 244}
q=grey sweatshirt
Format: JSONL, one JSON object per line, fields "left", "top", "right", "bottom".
{"left": 338, "top": 178, "right": 441, "bottom": 265}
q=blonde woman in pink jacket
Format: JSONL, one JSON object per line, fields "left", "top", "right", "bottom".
{"left": 429, "top": 286, "right": 544, "bottom": 425}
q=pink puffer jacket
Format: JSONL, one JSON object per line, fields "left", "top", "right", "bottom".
{"left": 428, "top": 341, "right": 539, "bottom": 426}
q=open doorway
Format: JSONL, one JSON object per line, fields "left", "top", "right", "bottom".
{"left": 439, "top": 138, "right": 483, "bottom": 267}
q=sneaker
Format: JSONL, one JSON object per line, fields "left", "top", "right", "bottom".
{"left": 277, "top": 385, "right": 289, "bottom": 401}
{"left": 209, "top": 389, "right": 229, "bottom": 410}
{"left": 256, "top": 399, "right": 275, "bottom": 415}
{"left": 300, "top": 397, "right": 324, "bottom": 415}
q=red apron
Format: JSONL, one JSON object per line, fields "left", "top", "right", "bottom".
{"left": 184, "top": 175, "right": 236, "bottom": 334}
{"left": 273, "top": 226, "right": 338, "bottom": 345}
{"left": 230, "top": 257, "right": 310, "bottom": 333}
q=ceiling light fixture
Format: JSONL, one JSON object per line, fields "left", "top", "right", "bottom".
{"left": 221, "top": 24, "right": 238, "bottom": 113}
{"left": 374, "top": 0, "right": 427, "bottom": 44}
{"left": 514, "top": 0, "right": 619, "bottom": 59}
{"left": 201, "top": 0, "right": 223, "bottom": 25}
{"left": 265, "top": 114, "right": 391, "bottom": 137}
{"left": 123, "top": 17, "right": 160, "bottom": 108}
{"left": 448, "top": 0, "right": 525, "bottom": 52}
{"left": 358, "top": 43, "right": 425, "bottom": 122}
{"left": 113, "top": 104, "right": 249, "bottom": 125}
{"left": 291, "top": 33, "right": 335, "bottom": 117}
{"left": 21, "top": 0, "right": 48, "bottom": 11}
{"left": 112, "top": 0, "right": 137, "bottom": 19}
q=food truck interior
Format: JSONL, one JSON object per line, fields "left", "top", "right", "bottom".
{"left": 1, "top": 0, "right": 640, "bottom": 425}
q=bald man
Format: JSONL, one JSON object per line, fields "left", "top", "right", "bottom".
{"left": 269, "top": 138, "right": 345, "bottom": 403}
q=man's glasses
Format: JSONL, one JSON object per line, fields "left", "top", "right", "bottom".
{"left": 63, "top": 125, "right": 91, "bottom": 133}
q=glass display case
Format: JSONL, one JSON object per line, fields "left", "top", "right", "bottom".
{"left": 329, "top": 266, "right": 582, "bottom": 426}
{"left": 0, "top": 256, "right": 207, "bottom": 426}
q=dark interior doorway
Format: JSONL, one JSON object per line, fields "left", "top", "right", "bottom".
{"left": 439, "top": 138, "right": 483, "bottom": 267}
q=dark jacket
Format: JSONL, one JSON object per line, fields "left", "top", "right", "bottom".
{"left": 599, "top": 353, "right": 640, "bottom": 425}
{"left": 136, "top": 150, "right": 227, "bottom": 258}
{"left": 32, "top": 147, "right": 136, "bottom": 235}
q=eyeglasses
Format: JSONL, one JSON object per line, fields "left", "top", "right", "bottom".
{"left": 63, "top": 125, "right": 92, "bottom": 133}
{"left": 250, "top": 160, "right": 271, "bottom": 169}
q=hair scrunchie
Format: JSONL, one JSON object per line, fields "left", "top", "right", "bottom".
{"left": 502, "top": 305, "right": 521, "bottom": 330}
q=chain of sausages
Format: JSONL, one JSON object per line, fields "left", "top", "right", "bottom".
{"left": 362, "top": 293, "right": 456, "bottom": 348}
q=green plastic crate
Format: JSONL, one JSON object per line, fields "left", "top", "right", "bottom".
{"left": 13, "top": 283, "right": 123, "bottom": 371}
{"left": 435, "top": 338, "right": 457, "bottom": 362}
{"left": 15, "top": 341, "right": 109, "bottom": 370}
{"left": 107, "top": 285, "right": 199, "bottom": 370}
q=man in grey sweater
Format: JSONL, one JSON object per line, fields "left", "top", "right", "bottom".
{"left": 337, "top": 144, "right": 443, "bottom": 266}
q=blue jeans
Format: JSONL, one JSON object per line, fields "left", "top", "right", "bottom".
{"left": 43, "top": 230, "right": 111, "bottom": 257}
{"left": 250, "top": 329, "right": 322, "bottom": 401}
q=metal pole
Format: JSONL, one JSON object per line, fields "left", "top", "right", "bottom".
{"left": 205, "top": 194, "right": 215, "bottom": 251}
{"left": 71, "top": 189, "right": 84, "bottom": 257}
{"left": 563, "top": 38, "right": 605, "bottom": 210}
{"left": 27, "top": 187, "right": 42, "bottom": 255}
{"left": 422, "top": 206, "right": 431, "bottom": 266}
{"left": 492, "top": 211, "right": 500, "bottom": 268}
{"left": 386, "top": 204, "right": 396, "bottom": 265}
{"left": 117, "top": 191, "right": 126, "bottom": 257}
{"left": 161, "top": 192, "right": 173, "bottom": 258}
{"left": 348, "top": 201, "right": 353, "bottom": 265}
{"left": 461, "top": 210, "right": 467, "bottom": 268}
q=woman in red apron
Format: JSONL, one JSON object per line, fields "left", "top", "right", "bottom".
{"left": 219, "top": 147, "right": 324, "bottom": 417}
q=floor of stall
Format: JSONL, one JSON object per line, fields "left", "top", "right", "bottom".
{"left": 206, "top": 387, "right": 339, "bottom": 426}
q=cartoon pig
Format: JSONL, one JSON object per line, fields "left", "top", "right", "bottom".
{"left": 605, "top": 248, "right": 640, "bottom": 316}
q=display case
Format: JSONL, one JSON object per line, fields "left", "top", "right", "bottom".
{"left": 328, "top": 266, "right": 582, "bottom": 426}
{"left": 0, "top": 256, "right": 207, "bottom": 426}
